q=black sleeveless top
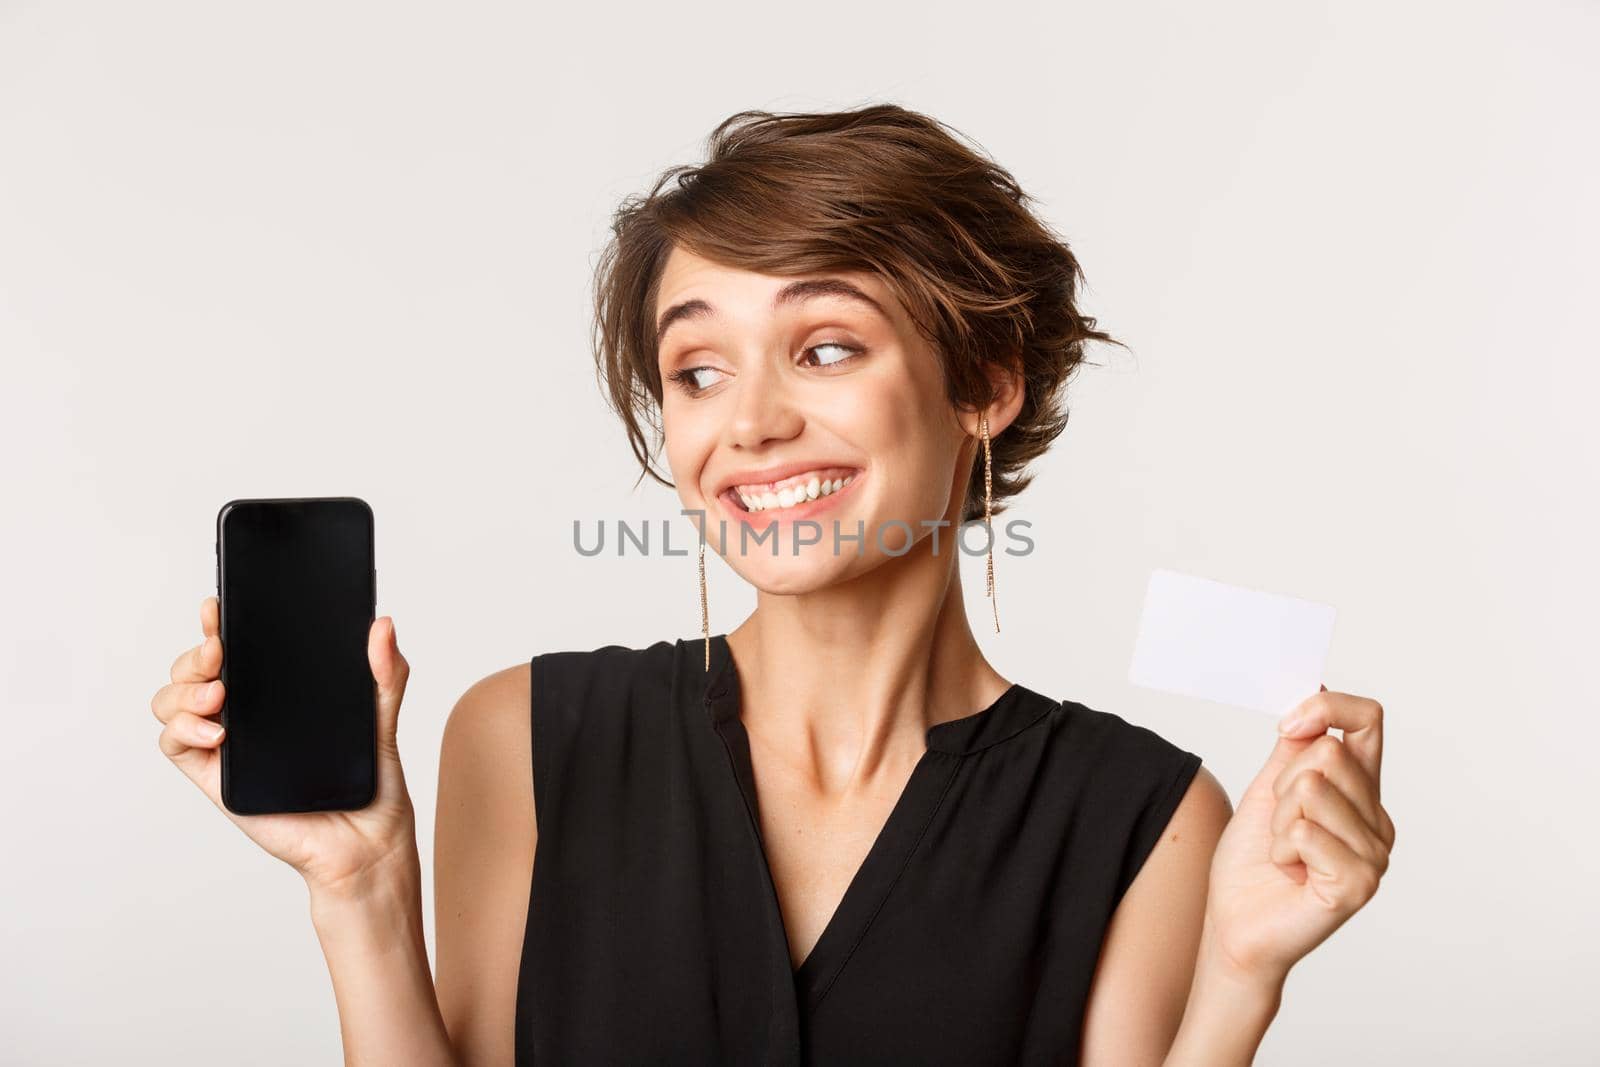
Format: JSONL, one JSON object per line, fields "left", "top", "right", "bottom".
{"left": 515, "top": 634, "right": 1202, "bottom": 1065}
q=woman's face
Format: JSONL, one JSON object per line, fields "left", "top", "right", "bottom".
{"left": 655, "top": 245, "right": 973, "bottom": 594}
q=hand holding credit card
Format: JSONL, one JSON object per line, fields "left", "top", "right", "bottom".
{"left": 1125, "top": 567, "right": 1394, "bottom": 995}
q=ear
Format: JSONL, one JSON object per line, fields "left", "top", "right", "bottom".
{"left": 958, "top": 358, "right": 1026, "bottom": 438}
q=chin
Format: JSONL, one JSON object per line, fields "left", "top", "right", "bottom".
{"left": 729, "top": 552, "right": 856, "bottom": 596}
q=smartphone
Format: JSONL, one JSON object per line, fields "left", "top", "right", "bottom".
{"left": 215, "top": 497, "right": 377, "bottom": 815}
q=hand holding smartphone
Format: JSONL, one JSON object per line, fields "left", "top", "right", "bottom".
{"left": 150, "top": 496, "right": 418, "bottom": 894}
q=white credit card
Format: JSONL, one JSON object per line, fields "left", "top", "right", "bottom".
{"left": 1129, "top": 569, "right": 1337, "bottom": 717}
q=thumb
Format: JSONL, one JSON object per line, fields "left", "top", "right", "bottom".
{"left": 370, "top": 616, "right": 409, "bottom": 748}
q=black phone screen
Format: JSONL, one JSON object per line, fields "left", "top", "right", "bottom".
{"left": 216, "top": 497, "right": 376, "bottom": 814}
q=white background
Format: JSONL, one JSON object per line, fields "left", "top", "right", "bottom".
{"left": 3, "top": 1, "right": 1595, "bottom": 1062}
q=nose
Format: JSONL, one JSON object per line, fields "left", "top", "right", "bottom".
{"left": 725, "top": 355, "right": 803, "bottom": 451}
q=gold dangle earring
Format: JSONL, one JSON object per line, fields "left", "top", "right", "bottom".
{"left": 698, "top": 515, "right": 711, "bottom": 671}
{"left": 981, "top": 411, "right": 1000, "bottom": 633}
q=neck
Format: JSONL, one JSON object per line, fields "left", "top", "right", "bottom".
{"left": 723, "top": 515, "right": 1009, "bottom": 797}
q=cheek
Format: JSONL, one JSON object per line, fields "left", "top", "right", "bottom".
{"left": 851, "top": 374, "right": 959, "bottom": 514}
{"left": 660, "top": 399, "right": 717, "bottom": 498}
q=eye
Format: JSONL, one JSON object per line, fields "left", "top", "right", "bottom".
{"left": 801, "top": 341, "right": 862, "bottom": 369}
{"left": 665, "top": 365, "right": 726, "bottom": 395}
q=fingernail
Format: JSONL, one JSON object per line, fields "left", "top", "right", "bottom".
{"left": 1278, "top": 712, "right": 1303, "bottom": 734}
{"left": 201, "top": 720, "right": 224, "bottom": 741}
{"left": 194, "top": 681, "right": 214, "bottom": 706}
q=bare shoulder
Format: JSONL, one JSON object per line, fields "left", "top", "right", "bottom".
{"left": 434, "top": 661, "right": 535, "bottom": 1066}
{"left": 1163, "top": 764, "right": 1232, "bottom": 849}
{"left": 1120, "top": 764, "right": 1232, "bottom": 910}
{"left": 440, "top": 662, "right": 534, "bottom": 788}
{"left": 435, "top": 660, "right": 536, "bottom": 895}
{"left": 1110, "top": 764, "right": 1231, "bottom": 932}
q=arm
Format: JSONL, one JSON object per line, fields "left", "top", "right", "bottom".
{"left": 1083, "top": 689, "right": 1394, "bottom": 1066}
{"left": 1080, "top": 768, "right": 1253, "bottom": 1065}
{"left": 309, "top": 662, "right": 535, "bottom": 1067}
{"left": 221, "top": 610, "right": 457, "bottom": 1067}
{"left": 432, "top": 663, "right": 537, "bottom": 1065}
{"left": 309, "top": 851, "right": 458, "bottom": 1067}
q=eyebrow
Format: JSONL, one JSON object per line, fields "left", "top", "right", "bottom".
{"left": 654, "top": 278, "right": 887, "bottom": 344}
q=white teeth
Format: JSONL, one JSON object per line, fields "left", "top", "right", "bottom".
{"left": 736, "top": 471, "right": 857, "bottom": 513}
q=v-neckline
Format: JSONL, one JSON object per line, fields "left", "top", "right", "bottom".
{"left": 700, "top": 632, "right": 1022, "bottom": 1014}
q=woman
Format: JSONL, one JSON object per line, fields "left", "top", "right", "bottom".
{"left": 151, "top": 105, "right": 1394, "bottom": 1065}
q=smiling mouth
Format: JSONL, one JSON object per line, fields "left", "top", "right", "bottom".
{"left": 719, "top": 466, "right": 862, "bottom": 517}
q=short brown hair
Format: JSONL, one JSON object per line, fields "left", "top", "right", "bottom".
{"left": 592, "top": 104, "right": 1120, "bottom": 523}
